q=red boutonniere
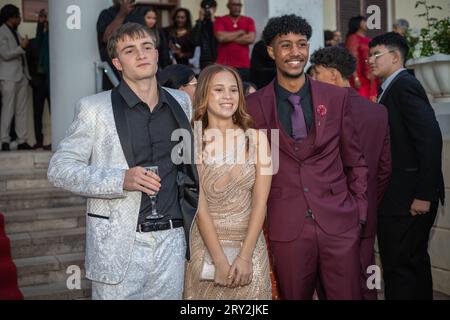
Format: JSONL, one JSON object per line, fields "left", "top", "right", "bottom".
{"left": 316, "top": 105, "right": 327, "bottom": 117}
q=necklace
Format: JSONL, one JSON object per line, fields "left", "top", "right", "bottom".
{"left": 230, "top": 15, "right": 241, "bottom": 28}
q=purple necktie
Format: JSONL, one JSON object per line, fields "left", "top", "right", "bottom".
{"left": 288, "top": 94, "right": 307, "bottom": 141}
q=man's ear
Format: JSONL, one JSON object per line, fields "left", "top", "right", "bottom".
{"left": 267, "top": 45, "right": 275, "bottom": 61}
{"left": 330, "top": 68, "right": 338, "bottom": 80}
{"left": 393, "top": 50, "right": 402, "bottom": 65}
{"left": 331, "top": 68, "right": 344, "bottom": 85}
{"left": 111, "top": 57, "right": 123, "bottom": 72}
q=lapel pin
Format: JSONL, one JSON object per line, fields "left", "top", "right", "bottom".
{"left": 316, "top": 105, "right": 327, "bottom": 117}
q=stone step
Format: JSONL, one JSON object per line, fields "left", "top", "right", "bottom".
{"left": 4, "top": 205, "right": 86, "bottom": 234}
{"left": 0, "top": 168, "right": 52, "bottom": 192}
{"left": 0, "top": 151, "right": 52, "bottom": 171}
{"left": 15, "top": 252, "right": 85, "bottom": 287}
{"left": 21, "top": 280, "right": 91, "bottom": 300}
{"left": 0, "top": 187, "right": 86, "bottom": 211}
{"left": 9, "top": 227, "right": 86, "bottom": 259}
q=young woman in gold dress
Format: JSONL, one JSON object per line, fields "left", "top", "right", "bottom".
{"left": 183, "top": 65, "right": 272, "bottom": 300}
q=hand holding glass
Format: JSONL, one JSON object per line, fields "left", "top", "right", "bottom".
{"left": 144, "top": 166, "right": 163, "bottom": 220}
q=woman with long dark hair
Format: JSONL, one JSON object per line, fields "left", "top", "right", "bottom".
{"left": 345, "top": 16, "right": 378, "bottom": 101}
{"left": 163, "top": 8, "right": 195, "bottom": 66}
{"left": 141, "top": 6, "right": 171, "bottom": 68}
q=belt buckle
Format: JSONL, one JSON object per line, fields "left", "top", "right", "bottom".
{"left": 138, "top": 223, "right": 143, "bottom": 234}
{"left": 169, "top": 220, "right": 173, "bottom": 229}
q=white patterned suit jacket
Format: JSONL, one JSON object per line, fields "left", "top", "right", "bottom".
{"left": 48, "top": 87, "right": 195, "bottom": 284}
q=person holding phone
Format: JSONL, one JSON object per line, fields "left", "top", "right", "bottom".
{"left": 191, "top": 0, "right": 218, "bottom": 70}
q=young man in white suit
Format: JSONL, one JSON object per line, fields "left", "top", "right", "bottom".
{"left": 48, "top": 23, "right": 199, "bottom": 300}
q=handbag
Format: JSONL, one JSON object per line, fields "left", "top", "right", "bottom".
{"left": 200, "top": 240, "right": 242, "bottom": 281}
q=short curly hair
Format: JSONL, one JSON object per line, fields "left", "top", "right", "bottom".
{"left": 262, "top": 15, "right": 312, "bottom": 46}
{"left": 310, "top": 46, "right": 356, "bottom": 80}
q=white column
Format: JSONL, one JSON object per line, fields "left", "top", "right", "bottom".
{"left": 243, "top": 0, "right": 270, "bottom": 41}
{"left": 49, "top": 0, "right": 110, "bottom": 149}
{"left": 244, "top": 0, "right": 324, "bottom": 62}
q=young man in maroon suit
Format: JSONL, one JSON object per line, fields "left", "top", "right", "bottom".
{"left": 311, "top": 46, "right": 392, "bottom": 299}
{"left": 246, "top": 15, "right": 368, "bottom": 300}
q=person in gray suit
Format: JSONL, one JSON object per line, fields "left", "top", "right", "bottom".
{"left": 47, "top": 23, "right": 199, "bottom": 300}
{"left": 0, "top": 4, "right": 32, "bottom": 151}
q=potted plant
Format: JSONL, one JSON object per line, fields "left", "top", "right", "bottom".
{"left": 405, "top": 0, "right": 450, "bottom": 103}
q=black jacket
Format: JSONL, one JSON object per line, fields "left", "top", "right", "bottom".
{"left": 378, "top": 70, "right": 445, "bottom": 216}
{"left": 191, "top": 18, "right": 217, "bottom": 69}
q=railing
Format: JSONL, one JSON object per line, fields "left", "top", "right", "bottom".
{"left": 95, "top": 61, "right": 119, "bottom": 93}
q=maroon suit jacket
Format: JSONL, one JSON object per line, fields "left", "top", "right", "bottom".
{"left": 347, "top": 88, "right": 391, "bottom": 237}
{"left": 246, "top": 78, "right": 368, "bottom": 241}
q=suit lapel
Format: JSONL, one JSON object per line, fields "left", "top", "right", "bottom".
{"left": 260, "top": 81, "right": 299, "bottom": 161}
{"left": 380, "top": 70, "right": 408, "bottom": 105}
{"left": 309, "top": 77, "right": 328, "bottom": 146}
{"left": 111, "top": 89, "right": 136, "bottom": 169}
{"left": 163, "top": 89, "right": 199, "bottom": 182}
{"left": 163, "top": 89, "right": 192, "bottom": 133}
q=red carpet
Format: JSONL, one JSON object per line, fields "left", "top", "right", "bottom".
{"left": 0, "top": 213, "right": 23, "bottom": 300}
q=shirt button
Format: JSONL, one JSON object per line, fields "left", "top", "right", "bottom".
{"left": 294, "top": 147, "right": 299, "bottom": 151}
{"left": 304, "top": 187, "right": 309, "bottom": 192}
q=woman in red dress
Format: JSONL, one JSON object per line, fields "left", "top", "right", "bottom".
{"left": 345, "top": 16, "right": 378, "bottom": 101}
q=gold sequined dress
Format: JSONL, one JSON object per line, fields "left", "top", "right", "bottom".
{"left": 184, "top": 147, "right": 272, "bottom": 300}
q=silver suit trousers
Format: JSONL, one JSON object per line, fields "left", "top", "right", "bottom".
{"left": 91, "top": 227, "right": 186, "bottom": 300}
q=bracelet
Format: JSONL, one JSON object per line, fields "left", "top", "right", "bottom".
{"left": 237, "top": 254, "right": 251, "bottom": 264}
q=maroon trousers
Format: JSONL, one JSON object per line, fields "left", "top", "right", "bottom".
{"left": 270, "top": 216, "right": 361, "bottom": 300}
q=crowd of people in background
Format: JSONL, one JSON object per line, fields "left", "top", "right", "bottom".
{"left": 0, "top": 4, "right": 50, "bottom": 151}
{"left": 96, "top": 0, "right": 261, "bottom": 92}
{"left": 0, "top": 1, "right": 417, "bottom": 153}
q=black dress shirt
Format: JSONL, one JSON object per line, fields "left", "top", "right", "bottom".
{"left": 275, "top": 77, "right": 314, "bottom": 138}
{"left": 117, "top": 81, "right": 182, "bottom": 228}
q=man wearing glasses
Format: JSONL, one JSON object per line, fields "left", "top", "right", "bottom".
{"left": 368, "top": 32, "right": 444, "bottom": 300}
{"left": 214, "top": 0, "right": 256, "bottom": 82}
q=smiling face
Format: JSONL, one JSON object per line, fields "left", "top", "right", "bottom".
{"left": 206, "top": 71, "right": 240, "bottom": 122}
{"left": 111, "top": 34, "right": 159, "bottom": 82}
{"left": 268, "top": 32, "right": 310, "bottom": 80}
